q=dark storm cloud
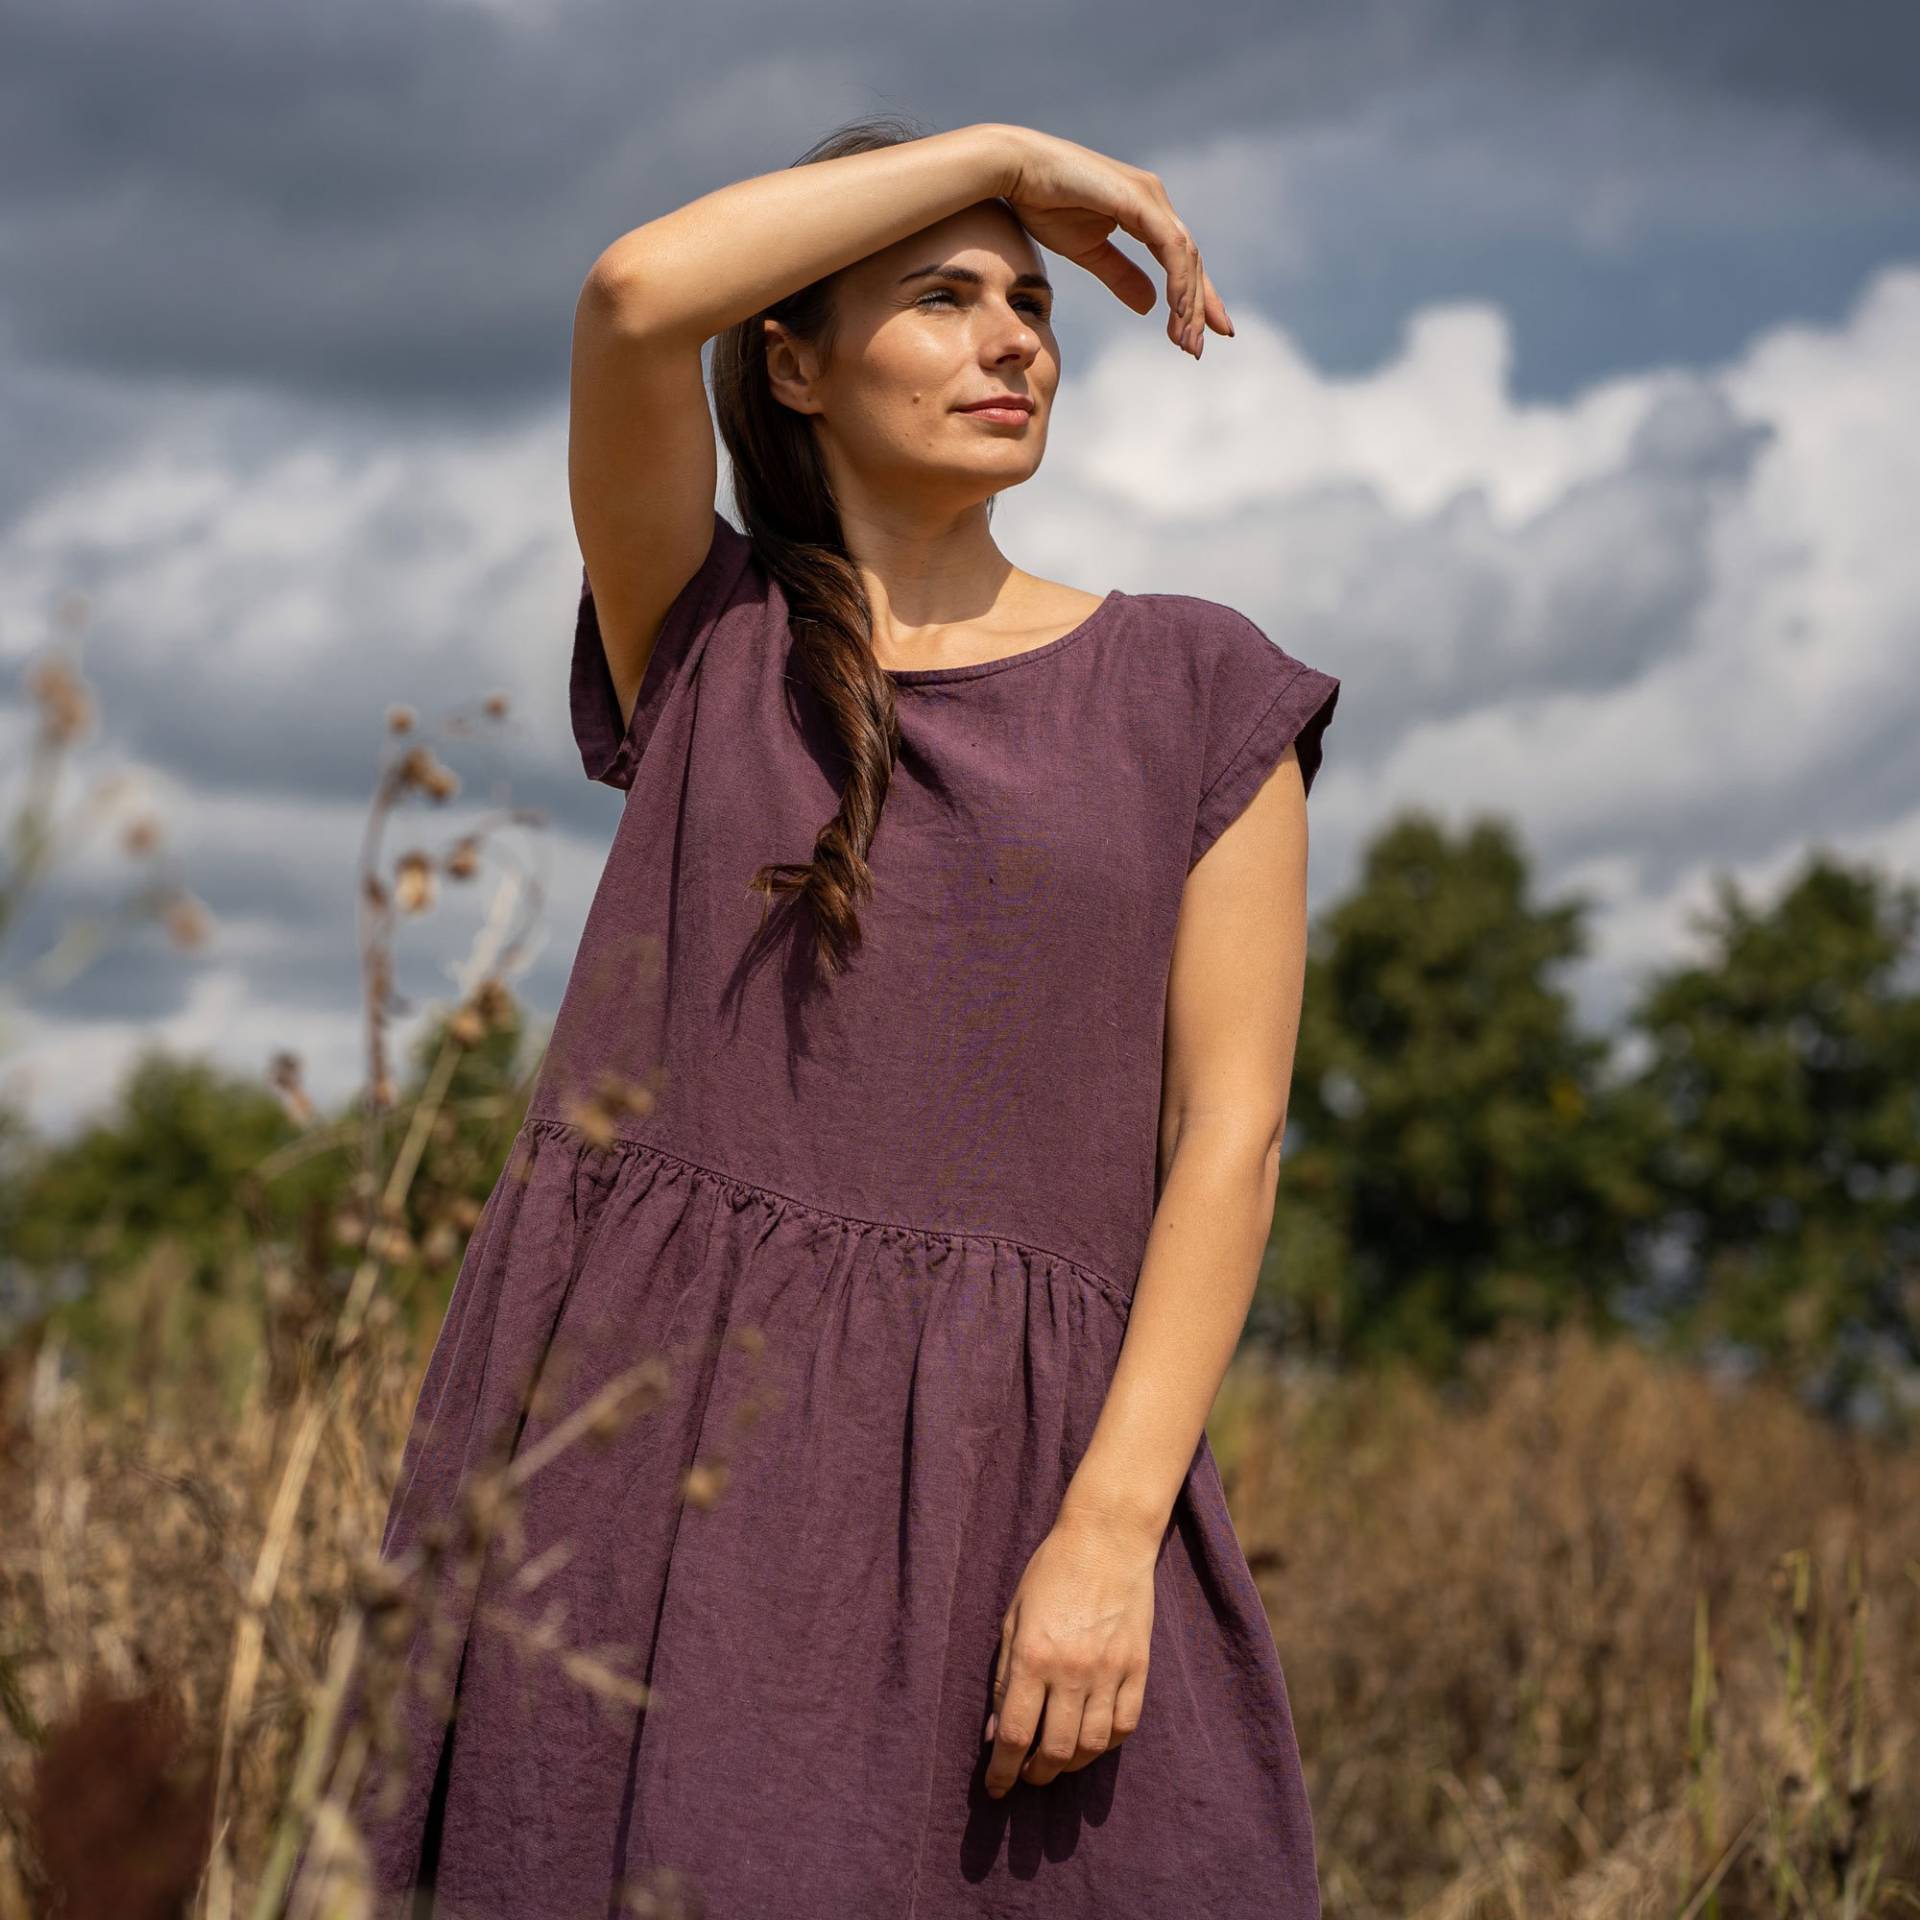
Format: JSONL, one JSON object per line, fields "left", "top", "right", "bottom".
{"left": 1426, "top": 0, "right": 1920, "bottom": 156}
{"left": 0, "top": 0, "right": 1914, "bottom": 410}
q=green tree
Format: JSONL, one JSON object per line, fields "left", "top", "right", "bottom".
{"left": 6, "top": 1049, "right": 306, "bottom": 1285}
{"left": 1266, "top": 813, "right": 1658, "bottom": 1369}
{"left": 1623, "top": 851, "right": 1920, "bottom": 1410}
{"left": 1, "top": 1048, "right": 340, "bottom": 1400}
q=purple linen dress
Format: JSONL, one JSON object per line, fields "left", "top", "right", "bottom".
{"left": 353, "top": 508, "right": 1341, "bottom": 1918}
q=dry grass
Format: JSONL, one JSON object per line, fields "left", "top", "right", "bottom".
{"left": 1, "top": 1319, "right": 1914, "bottom": 1916}
{"left": 1214, "top": 1330, "right": 1920, "bottom": 1916}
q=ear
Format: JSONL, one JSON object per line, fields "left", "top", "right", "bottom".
{"left": 763, "top": 317, "right": 822, "bottom": 417}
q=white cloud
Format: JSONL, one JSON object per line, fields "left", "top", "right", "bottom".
{"left": 4, "top": 263, "right": 1916, "bottom": 1136}
{"left": 1050, "top": 259, "right": 1920, "bottom": 1028}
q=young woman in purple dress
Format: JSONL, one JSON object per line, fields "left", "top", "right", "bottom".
{"left": 359, "top": 114, "right": 1338, "bottom": 1917}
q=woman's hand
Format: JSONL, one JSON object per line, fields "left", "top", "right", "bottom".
{"left": 988, "top": 124, "right": 1233, "bottom": 358}
{"left": 982, "top": 1507, "right": 1159, "bottom": 1796}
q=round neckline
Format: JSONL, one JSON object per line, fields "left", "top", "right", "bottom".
{"left": 880, "top": 590, "right": 1126, "bottom": 685}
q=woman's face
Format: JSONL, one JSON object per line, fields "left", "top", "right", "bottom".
{"left": 767, "top": 202, "right": 1059, "bottom": 513}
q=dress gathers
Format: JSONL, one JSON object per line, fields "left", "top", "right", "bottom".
{"left": 351, "top": 507, "right": 1341, "bottom": 1918}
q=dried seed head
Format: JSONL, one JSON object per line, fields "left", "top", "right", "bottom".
{"left": 567, "top": 1097, "right": 616, "bottom": 1152}
{"left": 371, "top": 1224, "right": 417, "bottom": 1264}
{"left": 395, "top": 743, "right": 461, "bottom": 801}
{"left": 394, "top": 850, "right": 435, "bottom": 914}
{"left": 680, "top": 1461, "right": 729, "bottom": 1509}
{"left": 28, "top": 655, "right": 93, "bottom": 743}
{"left": 161, "top": 891, "right": 212, "bottom": 950}
{"left": 474, "top": 976, "right": 517, "bottom": 1026}
{"left": 267, "top": 1050, "right": 315, "bottom": 1125}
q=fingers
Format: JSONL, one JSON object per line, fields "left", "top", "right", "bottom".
{"left": 1111, "top": 1663, "right": 1146, "bottom": 1751}
{"left": 1018, "top": 1678, "right": 1090, "bottom": 1789}
{"left": 1118, "top": 171, "right": 1226, "bottom": 358}
{"left": 1073, "top": 239, "right": 1160, "bottom": 317}
{"left": 982, "top": 1636, "right": 1149, "bottom": 1797}
{"left": 1053, "top": 1685, "right": 1114, "bottom": 1780}
{"left": 1052, "top": 1659, "right": 1147, "bottom": 1777}
{"left": 984, "top": 1654, "right": 1047, "bottom": 1798}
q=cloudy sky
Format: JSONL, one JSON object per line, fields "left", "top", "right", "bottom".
{"left": 2, "top": 0, "right": 1917, "bottom": 1139}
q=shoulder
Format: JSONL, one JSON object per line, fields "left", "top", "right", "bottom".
{"left": 1126, "top": 589, "right": 1318, "bottom": 699}
{"left": 570, "top": 507, "right": 776, "bottom": 791}
{"left": 1124, "top": 590, "right": 1343, "bottom": 854}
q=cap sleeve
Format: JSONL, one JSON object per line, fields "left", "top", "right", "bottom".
{"left": 1188, "top": 609, "right": 1341, "bottom": 870}
{"left": 569, "top": 508, "right": 755, "bottom": 790}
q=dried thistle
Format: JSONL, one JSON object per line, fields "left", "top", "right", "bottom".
{"left": 159, "top": 889, "right": 212, "bottom": 951}
{"left": 392, "top": 851, "right": 434, "bottom": 915}
{"left": 26, "top": 655, "right": 93, "bottom": 744}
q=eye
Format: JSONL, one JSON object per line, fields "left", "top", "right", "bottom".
{"left": 915, "top": 288, "right": 1053, "bottom": 322}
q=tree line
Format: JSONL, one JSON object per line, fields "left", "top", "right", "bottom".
{"left": 4, "top": 811, "right": 1915, "bottom": 1425}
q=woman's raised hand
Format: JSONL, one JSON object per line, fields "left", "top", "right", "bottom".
{"left": 990, "top": 125, "right": 1232, "bottom": 358}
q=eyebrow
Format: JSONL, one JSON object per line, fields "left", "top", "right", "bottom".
{"left": 896, "top": 262, "right": 1054, "bottom": 296}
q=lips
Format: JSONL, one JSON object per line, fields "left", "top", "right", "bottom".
{"left": 956, "top": 396, "right": 1034, "bottom": 413}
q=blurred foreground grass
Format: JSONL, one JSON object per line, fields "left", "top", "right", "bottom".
{"left": 2, "top": 1317, "right": 1914, "bottom": 1917}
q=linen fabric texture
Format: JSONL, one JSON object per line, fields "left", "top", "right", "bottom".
{"left": 351, "top": 509, "right": 1341, "bottom": 1918}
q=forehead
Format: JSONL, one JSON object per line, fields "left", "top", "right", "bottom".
{"left": 857, "top": 201, "right": 1044, "bottom": 285}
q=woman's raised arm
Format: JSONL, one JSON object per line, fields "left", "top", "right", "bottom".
{"left": 567, "top": 123, "right": 1019, "bottom": 713}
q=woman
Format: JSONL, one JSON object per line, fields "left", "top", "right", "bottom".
{"left": 357, "top": 113, "right": 1339, "bottom": 1918}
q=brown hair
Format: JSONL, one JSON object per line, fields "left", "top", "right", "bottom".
{"left": 712, "top": 114, "right": 1002, "bottom": 982}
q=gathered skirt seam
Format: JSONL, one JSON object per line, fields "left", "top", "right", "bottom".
{"left": 518, "top": 1113, "right": 1133, "bottom": 1317}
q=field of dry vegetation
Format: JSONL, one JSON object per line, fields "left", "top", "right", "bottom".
{"left": 1, "top": 1307, "right": 1913, "bottom": 1918}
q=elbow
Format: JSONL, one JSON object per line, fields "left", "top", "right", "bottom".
{"left": 578, "top": 242, "right": 693, "bottom": 346}
{"left": 578, "top": 250, "right": 652, "bottom": 337}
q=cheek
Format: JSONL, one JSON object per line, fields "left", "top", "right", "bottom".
{"left": 886, "top": 324, "right": 966, "bottom": 388}
{"left": 839, "top": 332, "right": 964, "bottom": 439}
